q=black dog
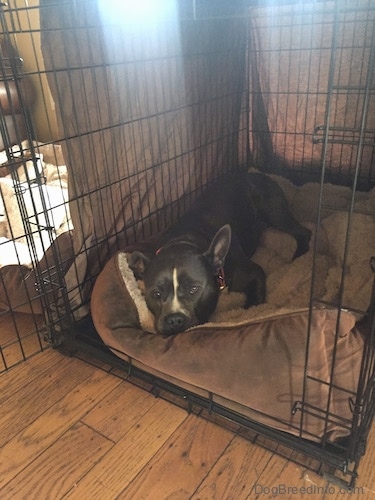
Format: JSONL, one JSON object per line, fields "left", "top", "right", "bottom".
{"left": 130, "top": 173, "right": 311, "bottom": 336}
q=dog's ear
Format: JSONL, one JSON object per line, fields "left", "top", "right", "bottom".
{"left": 128, "top": 251, "right": 150, "bottom": 279}
{"left": 205, "top": 224, "right": 231, "bottom": 271}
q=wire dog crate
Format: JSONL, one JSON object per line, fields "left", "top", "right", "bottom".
{"left": 0, "top": 0, "right": 374, "bottom": 488}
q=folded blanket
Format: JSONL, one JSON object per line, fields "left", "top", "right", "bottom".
{"left": 0, "top": 142, "right": 71, "bottom": 268}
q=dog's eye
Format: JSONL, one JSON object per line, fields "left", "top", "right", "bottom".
{"left": 150, "top": 290, "right": 161, "bottom": 300}
{"left": 189, "top": 285, "right": 200, "bottom": 295}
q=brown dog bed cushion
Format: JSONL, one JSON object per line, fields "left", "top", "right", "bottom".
{"left": 91, "top": 174, "right": 374, "bottom": 442}
{"left": 91, "top": 251, "right": 363, "bottom": 442}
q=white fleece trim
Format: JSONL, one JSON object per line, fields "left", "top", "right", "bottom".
{"left": 117, "top": 252, "right": 156, "bottom": 333}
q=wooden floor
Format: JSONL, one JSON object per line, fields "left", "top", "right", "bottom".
{"left": 0, "top": 348, "right": 375, "bottom": 499}
{"left": 0, "top": 311, "right": 47, "bottom": 372}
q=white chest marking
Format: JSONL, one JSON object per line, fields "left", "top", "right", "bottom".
{"left": 171, "top": 267, "right": 182, "bottom": 312}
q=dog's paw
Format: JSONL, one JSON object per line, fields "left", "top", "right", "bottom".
{"left": 293, "top": 228, "right": 312, "bottom": 260}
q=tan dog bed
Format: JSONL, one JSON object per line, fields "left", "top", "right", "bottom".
{"left": 91, "top": 174, "right": 374, "bottom": 442}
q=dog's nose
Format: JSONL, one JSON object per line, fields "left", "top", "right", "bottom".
{"left": 163, "top": 313, "right": 188, "bottom": 335}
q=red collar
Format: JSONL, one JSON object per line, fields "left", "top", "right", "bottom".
{"left": 217, "top": 267, "right": 226, "bottom": 290}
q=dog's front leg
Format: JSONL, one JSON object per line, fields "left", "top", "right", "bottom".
{"left": 244, "top": 263, "right": 266, "bottom": 308}
{"left": 229, "top": 261, "right": 266, "bottom": 308}
{"left": 225, "top": 235, "right": 266, "bottom": 308}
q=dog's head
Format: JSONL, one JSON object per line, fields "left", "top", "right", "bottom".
{"left": 129, "top": 225, "right": 231, "bottom": 336}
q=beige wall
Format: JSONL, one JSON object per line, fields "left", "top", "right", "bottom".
{"left": 10, "top": 0, "right": 59, "bottom": 142}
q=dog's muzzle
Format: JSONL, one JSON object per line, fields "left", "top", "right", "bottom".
{"left": 162, "top": 312, "right": 189, "bottom": 336}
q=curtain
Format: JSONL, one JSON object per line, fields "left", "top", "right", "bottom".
{"left": 248, "top": 1, "right": 375, "bottom": 185}
{"left": 40, "top": 0, "right": 247, "bottom": 319}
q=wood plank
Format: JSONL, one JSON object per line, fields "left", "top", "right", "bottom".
{"left": 64, "top": 398, "right": 188, "bottom": 499}
{"left": 0, "top": 311, "right": 44, "bottom": 345}
{"left": 354, "top": 425, "right": 375, "bottom": 493}
{"left": 1, "top": 351, "right": 375, "bottom": 499}
{"left": 251, "top": 460, "right": 329, "bottom": 500}
{"left": 244, "top": 445, "right": 329, "bottom": 500}
{"left": 0, "top": 422, "right": 114, "bottom": 499}
{"left": 1, "top": 334, "right": 48, "bottom": 370}
{"left": 119, "top": 414, "right": 234, "bottom": 500}
{"left": 0, "top": 353, "right": 98, "bottom": 446}
{"left": 82, "top": 381, "right": 159, "bottom": 442}
{"left": 0, "top": 348, "right": 61, "bottom": 398}
{"left": 191, "top": 435, "right": 275, "bottom": 499}
{"left": 0, "top": 365, "right": 121, "bottom": 489}
{"left": 0, "top": 312, "right": 45, "bottom": 370}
